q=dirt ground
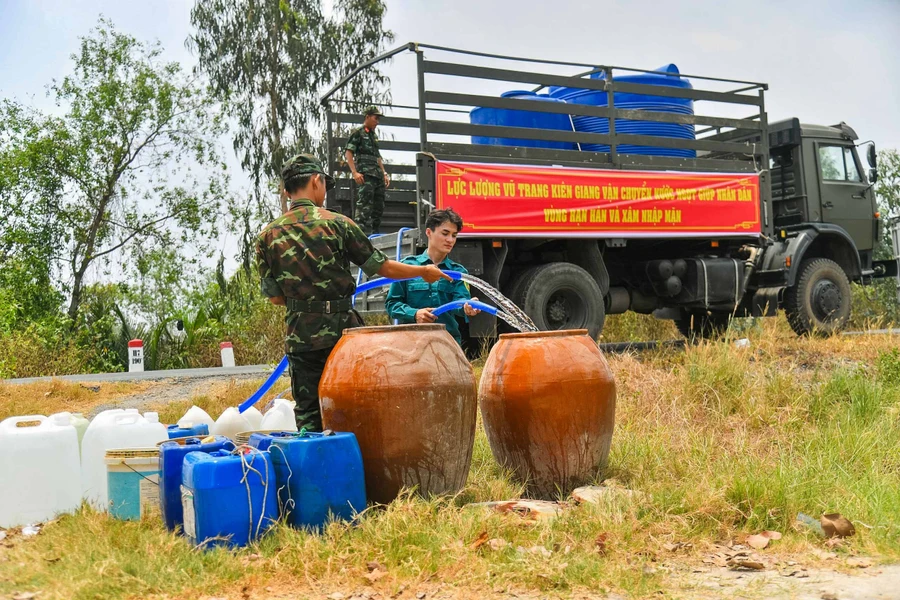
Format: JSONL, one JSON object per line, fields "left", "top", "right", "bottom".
{"left": 206, "top": 563, "right": 900, "bottom": 600}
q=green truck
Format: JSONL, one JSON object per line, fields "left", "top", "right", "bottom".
{"left": 324, "top": 42, "right": 896, "bottom": 342}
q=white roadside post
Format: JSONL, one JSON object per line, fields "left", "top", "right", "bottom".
{"left": 128, "top": 339, "right": 144, "bottom": 373}
{"left": 220, "top": 342, "right": 235, "bottom": 368}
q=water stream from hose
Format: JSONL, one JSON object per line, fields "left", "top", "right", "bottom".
{"left": 238, "top": 270, "right": 535, "bottom": 412}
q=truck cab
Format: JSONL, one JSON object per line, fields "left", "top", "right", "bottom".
{"left": 770, "top": 118, "right": 879, "bottom": 268}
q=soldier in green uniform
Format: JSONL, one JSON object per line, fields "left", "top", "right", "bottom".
{"left": 344, "top": 106, "right": 389, "bottom": 234}
{"left": 385, "top": 209, "right": 481, "bottom": 346}
{"left": 256, "top": 154, "right": 449, "bottom": 431}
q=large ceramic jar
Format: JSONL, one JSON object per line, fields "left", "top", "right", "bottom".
{"left": 479, "top": 329, "right": 616, "bottom": 499}
{"left": 320, "top": 324, "right": 477, "bottom": 504}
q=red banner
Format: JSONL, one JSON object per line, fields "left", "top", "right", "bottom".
{"left": 435, "top": 161, "right": 761, "bottom": 237}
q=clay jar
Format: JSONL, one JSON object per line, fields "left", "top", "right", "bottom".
{"left": 320, "top": 324, "right": 477, "bottom": 504}
{"left": 479, "top": 329, "right": 616, "bottom": 499}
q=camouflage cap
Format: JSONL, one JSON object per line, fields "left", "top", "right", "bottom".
{"left": 364, "top": 105, "right": 384, "bottom": 117}
{"left": 282, "top": 153, "right": 335, "bottom": 191}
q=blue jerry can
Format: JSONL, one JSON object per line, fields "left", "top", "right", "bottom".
{"left": 166, "top": 424, "right": 210, "bottom": 440}
{"left": 269, "top": 431, "right": 367, "bottom": 531}
{"left": 158, "top": 436, "right": 233, "bottom": 532}
{"left": 249, "top": 431, "right": 277, "bottom": 451}
{"left": 181, "top": 449, "right": 277, "bottom": 548}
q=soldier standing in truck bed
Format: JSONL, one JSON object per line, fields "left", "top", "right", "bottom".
{"left": 345, "top": 106, "right": 389, "bottom": 235}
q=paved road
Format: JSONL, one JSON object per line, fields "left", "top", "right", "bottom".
{"left": 4, "top": 328, "right": 896, "bottom": 386}
{"left": 2, "top": 364, "right": 285, "bottom": 385}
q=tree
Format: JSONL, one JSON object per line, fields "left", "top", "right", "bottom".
{"left": 0, "top": 102, "right": 67, "bottom": 327}
{"left": 875, "top": 149, "right": 900, "bottom": 250}
{"left": 188, "top": 0, "right": 393, "bottom": 216}
{"left": 0, "top": 19, "right": 228, "bottom": 321}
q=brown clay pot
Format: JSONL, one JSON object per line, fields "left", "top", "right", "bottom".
{"left": 319, "top": 324, "right": 477, "bottom": 504}
{"left": 478, "top": 329, "right": 616, "bottom": 499}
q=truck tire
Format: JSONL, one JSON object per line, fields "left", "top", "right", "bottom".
{"left": 516, "top": 263, "right": 606, "bottom": 338}
{"left": 784, "top": 258, "right": 851, "bottom": 336}
{"left": 674, "top": 310, "right": 731, "bottom": 341}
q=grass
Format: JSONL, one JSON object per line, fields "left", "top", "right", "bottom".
{"left": 3, "top": 317, "right": 900, "bottom": 599}
{"left": 0, "top": 380, "right": 151, "bottom": 420}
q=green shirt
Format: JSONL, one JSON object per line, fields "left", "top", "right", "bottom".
{"left": 345, "top": 126, "right": 383, "bottom": 176}
{"left": 385, "top": 252, "right": 471, "bottom": 344}
{"left": 256, "top": 198, "right": 388, "bottom": 352}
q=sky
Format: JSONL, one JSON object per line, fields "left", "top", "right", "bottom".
{"left": 1, "top": 0, "right": 899, "bottom": 274}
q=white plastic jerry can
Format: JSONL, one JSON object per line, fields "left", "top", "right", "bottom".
{"left": 0, "top": 414, "right": 82, "bottom": 528}
{"left": 260, "top": 398, "right": 298, "bottom": 432}
{"left": 81, "top": 412, "right": 167, "bottom": 509}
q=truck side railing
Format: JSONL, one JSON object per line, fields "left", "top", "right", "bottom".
{"left": 323, "top": 42, "right": 771, "bottom": 235}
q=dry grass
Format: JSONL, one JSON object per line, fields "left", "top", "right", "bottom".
{"left": 3, "top": 318, "right": 900, "bottom": 599}
{"left": 0, "top": 380, "right": 151, "bottom": 421}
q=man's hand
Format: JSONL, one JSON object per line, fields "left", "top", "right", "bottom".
{"left": 463, "top": 296, "right": 481, "bottom": 317}
{"left": 352, "top": 171, "right": 364, "bottom": 185}
{"left": 383, "top": 172, "right": 390, "bottom": 187}
{"left": 415, "top": 308, "right": 437, "bottom": 324}
{"left": 421, "top": 264, "right": 452, "bottom": 284}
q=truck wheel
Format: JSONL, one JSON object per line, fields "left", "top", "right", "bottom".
{"left": 674, "top": 310, "right": 731, "bottom": 341}
{"left": 516, "top": 263, "right": 606, "bottom": 338}
{"left": 784, "top": 258, "right": 851, "bottom": 336}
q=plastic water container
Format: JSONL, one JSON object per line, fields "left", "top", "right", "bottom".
{"left": 211, "top": 407, "right": 253, "bottom": 440}
{"left": 166, "top": 423, "right": 210, "bottom": 440}
{"left": 181, "top": 449, "right": 277, "bottom": 548}
{"left": 269, "top": 431, "right": 366, "bottom": 530}
{"left": 81, "top": 412, "right": 168, "bottom": 509}
{"left": 260, "top": 399, "right": 298, "bottom": 432}
{"left": 177, "top": 406, "right": 215, "bottom": 430}
{"left": 158, "top": 435, "right": 234, "bottom": 532}
{"left": 105, "top": 448, "right": 160, "bottom": 520}
{"left": 51, "top": 411, "right": 90, "bottom": 451}
{"left": 248, "top": 432, "right": 278, "bottom": 451}
{"left": 243, "top": 406, "right": 264, "bottom": 430}
{"left": 0, "top": 414, "right": 82, "bottom": 527}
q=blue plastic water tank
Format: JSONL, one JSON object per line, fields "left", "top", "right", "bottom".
{"left": 549, "top": 64, "right": 696, "bottom": 157}
{"left": 181, "top": 449, "right": 277, "bottom": 548}
{"left": 166, "top": 424, "right": 210, "bottom": 440}
{"left": 158, "top": 436, "right": 233, "bottom": 532}
{"left": 268, "top": 431, "right": 366, "bottom": 531}
{"left": 470, "top": 90, "right": 576, "bottom": 150}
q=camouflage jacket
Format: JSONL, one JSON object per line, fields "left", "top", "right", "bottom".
{"left": 256, "top": 198, "right": 388, "bottom": 352}
{"left": 345, "top": 127, "right": 382, "bottom": 176}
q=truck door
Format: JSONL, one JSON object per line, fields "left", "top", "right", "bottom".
{"left": 814, "top": 143, "right": 874, "bottom": 251}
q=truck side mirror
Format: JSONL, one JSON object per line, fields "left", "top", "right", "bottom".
{"left": 869, "top": 168, "right": 878, "bottom": 184}
{"left": 867, "top": 143, "right": 877, "bottom": 169}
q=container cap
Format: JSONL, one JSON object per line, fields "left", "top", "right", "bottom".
{"left": 51, "top": 413, "right": 71, "bottom": 426}
{"left": 144, "top": 412, "right": 159, "bottom": 423}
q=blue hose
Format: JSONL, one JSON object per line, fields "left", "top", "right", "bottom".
{"left": 238, "top": 270, "right": 466, "bottom": 413}
{"left": 431, "top": 299, "right": 496, "bottom": 316}
{"left": 238, "top": 355, "right": 289, "bottom": 413}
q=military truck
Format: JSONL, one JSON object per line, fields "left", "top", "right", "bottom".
{"left": 323, "top": 42, "right": 896, "bottom": 342}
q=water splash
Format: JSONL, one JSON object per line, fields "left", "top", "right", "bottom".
{"left": 457, "top": 273, "right": 538, "bottom": 332}
{"left": 494, "top": 311, "right": 535, "bottom": 333}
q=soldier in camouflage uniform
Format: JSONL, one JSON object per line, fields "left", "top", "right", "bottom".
{"left": 345, "top": 106, "right": 389, "bottom": 234}
{"left": 256, "top": 153, "right": 449, "bottom": 431}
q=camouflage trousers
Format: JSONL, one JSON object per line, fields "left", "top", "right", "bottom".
{"left": 287, "top": 346, "right": 334, "bottom": 432}
{"left": 355, "top": 173, "right": 385, "bottom": 235}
